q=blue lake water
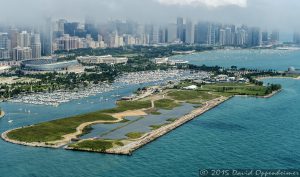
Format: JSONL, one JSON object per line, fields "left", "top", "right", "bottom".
{"left": 172, "top": 49, "right": 300, "bottom": 70}
{"left": 1, "top": 50, "right": 300, "bottom": 177}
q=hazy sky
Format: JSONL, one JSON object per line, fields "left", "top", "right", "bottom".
{"left": 0, "top": 0, "right": 299, "bottom": 32}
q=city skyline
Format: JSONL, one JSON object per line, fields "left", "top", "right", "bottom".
{"left": 0, "top": 0, "right": 300, "bottom": 33}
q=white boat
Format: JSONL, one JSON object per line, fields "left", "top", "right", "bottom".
{"left": 8, "top": 120, "right": 13, "bottom": 123}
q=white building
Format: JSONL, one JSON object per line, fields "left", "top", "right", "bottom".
{"left": 77, "top": 55, "right": 128, "bottom": 65}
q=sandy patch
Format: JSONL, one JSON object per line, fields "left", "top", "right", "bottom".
{"left": 111, "top": 110, "right": 147, "bottom": 119}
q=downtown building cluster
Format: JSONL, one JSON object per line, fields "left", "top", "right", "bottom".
{"left": 0, "top": 17, "right": 283, "bottom": 61}
{"left": 50, "top": 17, "right": 280, "bottom": 49}
{"left": 0, "top": 30, "right": 41, "bottom": 60}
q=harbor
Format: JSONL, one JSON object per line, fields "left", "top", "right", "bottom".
{"left": 8, "top": 69, "right": 210, "bottom": 106}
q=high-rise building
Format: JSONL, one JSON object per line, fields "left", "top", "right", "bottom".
{"left": 247, "top": 27, "right": 262, "bottom": 47}
{"left": 0, "top": 33, "right": 12, "bottom": 59}
{"left": 293, "top": 31, "right": 300, "bottom": 44}
{"left": 225, "top": 27, "right": 232, "bottom": 45}
{"left": 8, "top": 28, "right": 18, "bottom": 49}
{"left": 41, "top": 18, "right": 53, "bottom": 56}
{"left": 194, "top": 22, "right": 215, "bottom": 45}
{"left": 31, "top": 33, "right": 41, "bottom": 58}
{"left": 261, "top": 31, "right": 269, "bottom": 43}
{"left": 219, "top": 29, "right": 226, "bottom": 46}
{"left": 0, "top": 33, "right": 11, "bottom": 50}
{"left": 17, "top": 31, "right": 31, "bottom": 47}
{"left": 177, "top": 17, "right": 184, "bottom": 42}
{"left": 167, "top": 24, "right": 177, "bottom": 43}
{"left": 12, "top": 47, "right": 32, "bottom": 60}
{"left": 236, "top": 28, "right": 247, "bottom": 46}
{"left": 271, "top": 30, "right": 279, "bottom": 43}
{"left": 185, "top": 20, "right": 194, "bottom": 44}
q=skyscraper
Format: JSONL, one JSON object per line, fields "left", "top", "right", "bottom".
{"left": 167, "top": 24, "right": 177, "bottom": 43}
{"left": 185, "top": 19, "right": 194, "bottom": 44}
{"left": 219, "top": 29, "right": 226, "bottom": 46}
{"left": 41, "top": 18, "right": 53, "bottom": 56}
{"left": 247, "top": 27, "right": 262, "bottom": 47}
{"left": 0, "top": 33, "right": 11, "bottom": 51}
{"left": 31, "top": 33, "right": 41, "bottom": 59}
{"left": 177, "top": 17, "right": 184, "bottom": 42}
{"left": 261, "top": 31, "right": 269, "bottom": 43}
{"left": 271, "top": 30, "right": 279, "bottom": 43}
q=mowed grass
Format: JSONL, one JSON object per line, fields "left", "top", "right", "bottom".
{"left": 102, "top": 100, "right": 151, "bottom": 113}
{"left": 154, "top": 99, "right": 180, "bottom": 110}
{"left": 202, "top": 83, "right": 267, "bottom": 96}
{"left": 168, "top": 90, "right": 219, "bottom": 101}
{"left": 69, "top": 140, "right": 115, "bottom": 152}
{"left": 7, "top": 112, "right": 116, "bottom": 143}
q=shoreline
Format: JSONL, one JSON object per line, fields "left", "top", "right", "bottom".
{"left": 1, "top": 89, "right": 281, "bottom": 155}
{"left": 256, "top": 76, "right": 300, "bottom": 81}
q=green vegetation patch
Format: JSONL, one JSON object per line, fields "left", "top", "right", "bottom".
{"left": 154, "top": 99, "right": 180, "bottom": 110}
{"left": 102, "top": 100, "right": 151, "bottom": 113}
{"left": 125, "top": 132, "right": 145, "bottom": 139}
{"left": 7, "top": 112, "right": 116, "bottom": 143}
{"left": 168, "top": 90, "right": 219, "bottom": 101}
{"left": 150, "top": 123, "right": 169, "bottom": 130}
{"left": 166, "top": 118, "right": 178, "bottom": 122}
{"left": 69, "top": 140, "right": 114, "bottom": 152}
{"left": 202, "top": 83, "right": 268, "bottom": 96}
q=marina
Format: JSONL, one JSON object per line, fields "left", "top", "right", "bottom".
{"left": 8, "top": 69, "right": 210, "bottom": 106}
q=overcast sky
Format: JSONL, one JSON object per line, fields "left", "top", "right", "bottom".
{"left": 0, "top": 0, "right": 299, "bottom": 33}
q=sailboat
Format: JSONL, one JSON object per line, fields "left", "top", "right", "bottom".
{"left": 7, "top": 113, "right": 13, "bottom": 123}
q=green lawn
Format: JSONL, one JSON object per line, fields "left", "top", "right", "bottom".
{"left": 7, "top": 112, "right": 116, "bottom": 143}
{"left": 168, "top": 90, "right": 219, "bottom": 101}
{"left": 125, "top": 132, "right": 145, "bottom": 139}
{"left": 202, "top": 83, "right": 267, "bottom": 96}
{"left": 102, "top": 100, "right": 151, "bottom": 113}
{"left": 69, "top": 140, "right": 115, "bottom": 152}
{"left": 154, "top": 99, "right": 180, "bottom": 110}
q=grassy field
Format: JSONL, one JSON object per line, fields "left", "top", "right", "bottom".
{"left": 102, "top": 100, "right": 151, "bottom": 113}
{"left": 202, "top": 83, "right": 267, "bottom": 96}
{"left": 154, "top": 99, "right": 180, "bottom": 110}
{"left": 68, "top": 140, "right": 120, "bottom": 152}
{"left": 7, "top": 112, "right": 116, "bottom": 142}
{"left": 168, "top": 90, "right": 219, "bottom": 101}
{"left": 125, "top": 132, "right": 145, "bottom": 139}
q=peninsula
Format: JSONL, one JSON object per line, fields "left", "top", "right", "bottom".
{"left": 1, "top": 79, "right": 281, "bottom": 155}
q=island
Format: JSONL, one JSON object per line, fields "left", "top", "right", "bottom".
{"left": 1, "top": 78, "right": 282, "bottom": 155}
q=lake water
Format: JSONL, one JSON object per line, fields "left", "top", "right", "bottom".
{"left": 172, "top": 49, "right": 300, "bottom": 70}
{"left": 1, "top": 50, "right": 300, "bottom": 177}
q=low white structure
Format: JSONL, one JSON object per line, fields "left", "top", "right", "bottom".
{"left": 183, "top": 85, "right": 198, "bottom": 90}
{"left": 152, "top": 57, "right": 188, "bottom": 65}
{"left": 77, "top": 55, "right": 128, "bottom": 65}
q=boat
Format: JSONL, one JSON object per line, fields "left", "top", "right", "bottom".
{"left": 8, "top": 120, "right": 13, "bottom": 123}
